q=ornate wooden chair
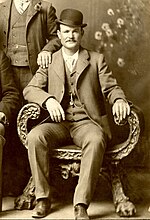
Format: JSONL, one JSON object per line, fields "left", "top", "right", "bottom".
{"left": 14, "top": 102, "right": 143, "bottom": 217}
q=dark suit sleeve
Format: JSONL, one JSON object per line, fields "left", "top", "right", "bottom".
{"left": 0, "top": 51, "right": 20, "bottom": 123}
{"left": 42, "top": 3, "right": 61, "bottom": 53}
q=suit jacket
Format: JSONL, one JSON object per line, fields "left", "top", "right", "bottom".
{"left": 0, "top": 50, "right": 20, "bottom": 123}
{"left": 23, "top": 47, "right": 127, "bottom": 137}
{"left": 0, "top": 0, "right": 60, "bottom": 74}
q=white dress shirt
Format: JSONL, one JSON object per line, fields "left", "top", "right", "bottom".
{"left": 62, "top": 47, "right": 79, "bottom": 72}
{"left": 14, "top": 0, "right": 30, "bottom": 14}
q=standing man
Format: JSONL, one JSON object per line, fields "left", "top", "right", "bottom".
{"left": 0, "top": 49, "right": 20, "bottom": 200}
{"left": 0, "top": 49, "right": 20, "bottom": 148}
{"left": 23, "top": 9, "right": 130, "bottom": 219}
{"left": 0, "top": 0, "right": 60, "bottom": 103}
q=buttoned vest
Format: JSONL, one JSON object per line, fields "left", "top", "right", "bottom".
{"left": 7, "top": 2, "right": 29, "bottom": 66}
{"left": 63, "top": 62, "right": 88, "bottom": 122}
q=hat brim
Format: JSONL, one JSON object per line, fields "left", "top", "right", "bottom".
{"left": 56, "top": 20, "right": 87, "bottom": 28}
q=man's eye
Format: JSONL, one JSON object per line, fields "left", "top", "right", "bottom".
{"left": 74, "top": 29, "right": 79, "bottom": 32}
{"left": 64, "top": 31, "right": 69, "bottom": 33}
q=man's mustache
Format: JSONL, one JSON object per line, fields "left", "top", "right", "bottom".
{"left": 66, "top": 39, "right": 76, "bottom": 42}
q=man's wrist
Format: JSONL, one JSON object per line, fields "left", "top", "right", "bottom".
{"left": 114, "top": 98, "right": 127, "bottom": 103}
{"left": 42, "top": 96, "right": 56, "bottom": 109}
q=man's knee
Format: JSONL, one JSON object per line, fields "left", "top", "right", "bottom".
{"left": 84, "top": 131, "right": 106, "bottom": 152}
{"left": 27, "top": 127, "right": 46, "bottom": 148}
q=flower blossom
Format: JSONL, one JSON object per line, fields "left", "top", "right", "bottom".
{"left": 95, "top": 31, "right": 102, "bottom": 40}
{"left": 106, "top": 29, "right": 113, "bottom": 37}
{"left": 107, "top": 8, "right": 115, "bottom": 16}
{"left": 117, "top": 18, "right": 124, "bottom": 28}
{"left": 117, "top": 18, "right": 124, "bottom": 25}
{"left": 117, "top": 58, "right": 125, "bottom": 67}
{"left": 101, "top": 23, "right": 110, "bottom": 31}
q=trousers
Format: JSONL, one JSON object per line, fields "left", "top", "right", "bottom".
{"left": 27, "top": 118, "right": 106, "bottom": 207}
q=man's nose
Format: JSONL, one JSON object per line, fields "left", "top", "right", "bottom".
{"left": 68, "top": 31, "right": 73, "bottom": 38}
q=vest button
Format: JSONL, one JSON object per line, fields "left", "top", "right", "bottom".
{"left": 4, "top": 31, "right": 6, "bottom": 35}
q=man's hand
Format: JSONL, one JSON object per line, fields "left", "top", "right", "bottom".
{"left": 0, "top": 112, "right": 6, "bottom": 135}
{"left": 46, "top": 98, "right": 65, "bottom": 122}
{"left": 112, "top": 99, "right": 130, "bottom": 123}
{"left": 37, "top": 51, "right": 52, "bottom": 68}
{"left": 0, "top": 112, "right": 8, "bottom": 126}
{"left": 0, "top": 123, "right": 5, "bottom": 136}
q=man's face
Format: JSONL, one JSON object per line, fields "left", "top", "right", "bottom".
{"left": 57, "top": 24, "right": 83, "bottom": 52}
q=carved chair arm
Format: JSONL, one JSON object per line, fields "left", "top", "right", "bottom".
{"left": 106, "top": 106, "right": 141, "bottom": 161}
{"left": 17, "top": 103, "right": 41, "bottom": 148}
{"left": 17, "top": 103, "right": 142, "bottom": 162}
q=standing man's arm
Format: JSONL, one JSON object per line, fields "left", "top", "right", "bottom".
{"left": 0, "top": 51, "right": 20, "bottom": 125}
{"left": 37, "top": 3, "right": 61, "bottom": 68}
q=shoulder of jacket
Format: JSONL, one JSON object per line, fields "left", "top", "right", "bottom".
{"left": 88, "top": 49, "right": 103, "bottom": 57}
{"left": 87, "top": 49, "right": 104, "bottom": 62}
{"left": 51, "top": 48, "right": 61, "bottom": 60}
{"left": 41, "top": 0, "right": 52, "bottom": 8}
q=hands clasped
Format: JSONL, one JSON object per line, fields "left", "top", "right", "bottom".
{"left": 46, "top": 98, "right": 65, "bottom": 122}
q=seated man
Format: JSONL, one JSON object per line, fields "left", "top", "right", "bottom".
{"left": 0, "top": 50, "right": 20, "bottom": 173}
{"left": 23, "top": 9, "right": 130, "bottom": 219}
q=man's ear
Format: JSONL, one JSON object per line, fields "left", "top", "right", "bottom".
{"left": 57, "top": 30, "right": 61, "bottom": 39}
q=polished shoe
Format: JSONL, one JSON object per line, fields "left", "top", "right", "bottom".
{"left": 74, "top": 204, "right": 90, "bottom": 220}
{"left": 32, "top": 198, "right": 51, "bottom": 218}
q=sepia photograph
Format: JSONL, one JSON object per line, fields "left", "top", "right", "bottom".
{"left": 0, "top": 0, "right": 149, "bottom": 219}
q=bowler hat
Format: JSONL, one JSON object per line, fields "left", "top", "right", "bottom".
{"left": 56, "top": 9, "right": 87, "bottom": 28}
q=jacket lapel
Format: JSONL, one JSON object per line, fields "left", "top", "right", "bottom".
{"left": 52, "top": 49, "right": 65, "bottom": 85}
{"left": 1, "top": 0, "right": 12, "bottom": 40}
{"left": 52, "top": 48, "right": 90, "bottom": 86}
{"left": 76, "top": 48, "right": 90, "bottom": 82}
{"left": 49, "top": 48, "right": 90, "bottom": 91}
{"left": 26, "top": 0, "right": 41, "bottom": 27}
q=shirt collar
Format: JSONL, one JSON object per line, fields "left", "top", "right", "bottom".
{"left": 14, "top": 0, "right": 30, "bottom": 14}
{"left": 62, "top": 47, "right": 79, "bottom": 63}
